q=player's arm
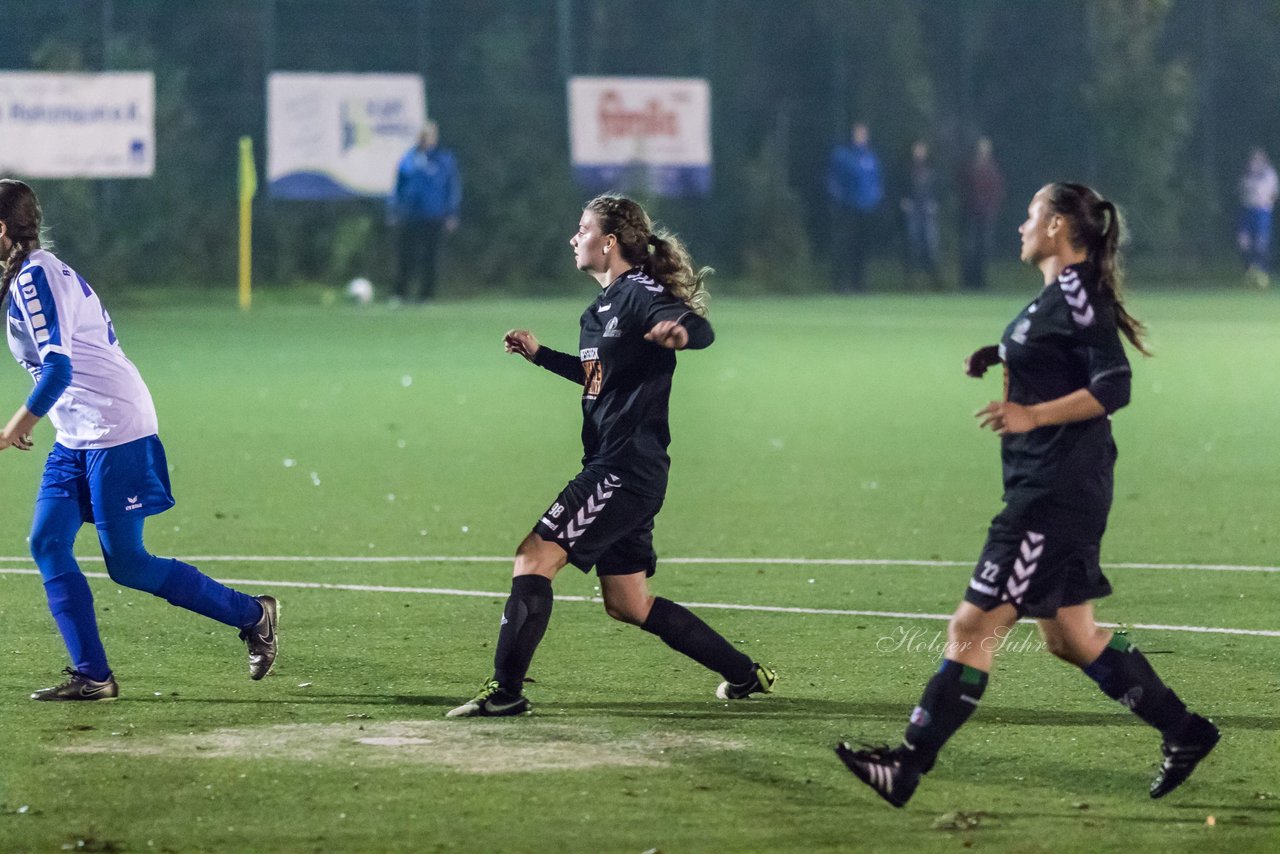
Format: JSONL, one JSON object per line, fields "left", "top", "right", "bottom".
{"left": 645, "top": 310, "right": 714, "bottom": 351}
{"left": 976, "top": 388, "right": 1107, "bottom": 435}
{"left": 978, "top": 307, "right": 1131, "bottom": 434}
{"left": 1, "top": 349, "right": 72, "bottom": 451}
{"left": 504, "top": 329, "right": 584, "bottom": 385}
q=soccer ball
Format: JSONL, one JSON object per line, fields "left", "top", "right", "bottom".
{"left": 345, "top": 277, "right": 374, "bottom": 305}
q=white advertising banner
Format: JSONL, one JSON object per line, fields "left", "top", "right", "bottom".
{"left": 568, "top": 76, "right": 711, "bottom": 197}
{"left": 268, "top": 72, "right": 425, "bottom": 200}
{"left": 0, "top": 72, "right": 155, "bottom": 178}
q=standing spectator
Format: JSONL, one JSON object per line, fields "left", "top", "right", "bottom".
{"left": 959, "top": 136, "right": 1005, "bottom": 290}
{"left": 1237, "top": 147, "right": 1278, "bottom": 289}
{"left": 827, "top": 122, "right": 884, "bottom": 293}
{"left": 900, "top": 140, "right": 943, "bottom": 290}
{"left": 388, "top": 120, "right": 461, "bottom": 303}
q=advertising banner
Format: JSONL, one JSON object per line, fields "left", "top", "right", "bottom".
{"left": 568, "top": 76, "right": 711, "bottom": 197}
{"left": 0, "top": 72, "right": 154, "bottom": 178}
{"left": 267, "top": 72, "right": 425, "bottom": 200}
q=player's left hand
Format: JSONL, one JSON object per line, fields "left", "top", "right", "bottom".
{"left": 975, "top": 401, "right": 1036, "bottom": 435}
{"left": 644, "top": 320, "right": 689, "bottom": 350}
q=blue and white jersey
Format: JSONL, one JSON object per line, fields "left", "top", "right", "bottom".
{"left": 5, "top": 249, "right": 157, "bottom": 449}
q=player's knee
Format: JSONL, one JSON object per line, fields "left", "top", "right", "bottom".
{"left": 948, "top": 611, "right": 990, "bottom": 645}
{"left": 29, "top": 530, "right": 74, "bottom": 565}
{"left": 1041, "top": 632, "right": 1075, "bottom": 661}
{"left": 603, "top": 601, "right": 644, "bottom": 625}
{"left": 513, "top": 533, "right": 563, "bottom": 578}
{"left": 103, "top": 546, "right": 164, "bottom": 593}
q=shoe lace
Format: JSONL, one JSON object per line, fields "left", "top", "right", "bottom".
{"left": 471, "top": 680, "right": 500, "bottom": 702}
{"left": 855, "top": 743, "right": 901, "bottom": 763}
{"left": 50, "top": 667, "right": 91, "bottom": 690}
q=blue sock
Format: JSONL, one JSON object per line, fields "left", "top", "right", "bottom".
{"left": 155, "top": 560, "right": 262, "bottom": 629}
{"left": 43, "top": 573, "right": 112, "bottom": 682}
{"left": 97, "top": 515, "right": 262, "bottom": 629}
{"left": 32, "top": 498, "right": 112, "bottom": 682}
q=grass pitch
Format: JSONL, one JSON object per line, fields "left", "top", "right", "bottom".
{"left": 0, "top": 285, "right": 1277, "bottom": 852}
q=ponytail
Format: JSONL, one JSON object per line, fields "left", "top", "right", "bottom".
{"left": 1045, "top": 183, "right": 1150, "bottom": 356}
{"left": 645, "top": 230, "right": 711, "bottom": 316}
{"left": 0, "top": 179, "right": 43, "bottom": 306}
{"left": 1, "top": 242, "right": 33, "bottom": 306}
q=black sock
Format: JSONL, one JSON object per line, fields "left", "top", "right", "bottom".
{"left": 640, "top": 597, "right": 754, "bottom": 683}
{"left": 1083, "top": 633, "right": 1190, "bottom": 736}
{"left": 492, "top": 575, "right": 554, "bottom": 696}
{"left": 901, "top": 659, "right": 989, "bottom": 773}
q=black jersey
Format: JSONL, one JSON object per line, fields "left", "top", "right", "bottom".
{"left": 996, "top": 262, "right": 1131, "bottom": 525}
{"left": 532, "top": 268, "right": 713, "bottom": 498}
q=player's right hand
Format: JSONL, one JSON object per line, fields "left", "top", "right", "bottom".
{"left": 503, "top": 329, "right": 540, "bottom": 362}
{"left": 0, "top": 431, "right": 33, "bottom": 452}
{"left": 964, "top": 345, "right": 1002, "bottom": 378}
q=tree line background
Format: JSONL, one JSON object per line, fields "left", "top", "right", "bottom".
{"left": 2, "top": 0, "right": 1277, "bottom": 294}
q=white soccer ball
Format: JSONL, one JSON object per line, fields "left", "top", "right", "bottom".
{"left": 345, "top": 277, "right": 374, "bottom": 305}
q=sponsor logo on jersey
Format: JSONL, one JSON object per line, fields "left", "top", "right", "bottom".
{"left": 580, "top": 347, "right": 598, "bottom": 360}
{"left": 1011, "top": 318, "right": 1031, "bottom": 344}
{"left": 597, "top": 303, "right": 611, "bottom": 312}
{"left": 602, "top": 316, "right": 622, "bottom": 338}
{"left": 125, "top": 495, "right": 143, "bottom": 512}
{"left": 582, "top": 358, "right": 603, "bottom": 399}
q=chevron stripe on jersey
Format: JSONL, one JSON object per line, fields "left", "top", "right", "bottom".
{"left": 1058, "top": 268, "right": 1095, "bottom": 327}
{"left": 1002, "top": 530, "right": 1044, "bottom": 606}
{"left": 559, "top": 474, "right": 621, "bottom": 547}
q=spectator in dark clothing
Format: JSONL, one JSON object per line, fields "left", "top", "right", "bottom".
{"left": 959, "top": 136, "right": 1006, "bottom": 291}
{"left": 388, "top": 120, "right": 461, "bottom": 302}
{"left": 900, "top": 140, "right": 943, "bottom": 290}
{"left": 827, "top": 122, "right": 884, "bottom": 293}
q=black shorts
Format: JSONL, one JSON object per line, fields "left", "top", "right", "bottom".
{"left": 963, "top": 508, "right": 1113, "bottom": 618}
{"left": 533, "top": 469, "right": 663, "bottom": 576}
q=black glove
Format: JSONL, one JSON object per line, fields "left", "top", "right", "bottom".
{"left": 964, "top": 345, "right": 1002, "bottom": 378}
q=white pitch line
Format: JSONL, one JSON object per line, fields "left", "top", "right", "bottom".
{"left": 1, "top": 568, "right": 1276, "bottom": 638}
{"left": 2, "top": 555, "right": 1279, "bottom": 572}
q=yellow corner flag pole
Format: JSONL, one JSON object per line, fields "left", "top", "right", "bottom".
{"left": 237, "top": 136, "right": 257, "bottom": 311}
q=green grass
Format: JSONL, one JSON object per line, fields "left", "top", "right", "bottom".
{"left": 0, "top": 287, "right": 1277, "bottom": 852}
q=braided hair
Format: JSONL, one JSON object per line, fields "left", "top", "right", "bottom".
{"left": 0, "top": 179, "right": 42, "bottom": 306}
{"left": 584, "top": 194, "right": 711, "bottom": 316}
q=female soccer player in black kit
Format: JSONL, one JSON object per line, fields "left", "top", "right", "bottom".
{"left": 448, "top": 195, "right": 775, "bottom": 717}
{"left": 837, "top": 183, "right": 1218, "bottom": 806}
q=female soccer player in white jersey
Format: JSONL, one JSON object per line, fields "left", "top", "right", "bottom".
{"left": 0, "top": 179, "right": 278, "bottom": 701}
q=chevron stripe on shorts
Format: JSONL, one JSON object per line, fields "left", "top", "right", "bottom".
{"left": 560, "top": 474, "right": 621, "bottom": 547}
{"left": 1002, "top": 530, "right": 1044, "bottom": 606}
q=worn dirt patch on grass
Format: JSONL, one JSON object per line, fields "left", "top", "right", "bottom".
{"left": 57, "top": 721, "right": 743, "bottom": 774}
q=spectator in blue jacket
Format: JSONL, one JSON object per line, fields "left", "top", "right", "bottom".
{"left": 1237, "top": 147, "right": 1278, "bottom": 288}
{"left": 388, "top": 120, "right": 461, "bottom": 302}
{"left": 827, "top": 122, "right": 884, "bottom": 293}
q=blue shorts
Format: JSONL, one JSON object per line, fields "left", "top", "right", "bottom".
{"left": 38, "top": 435, "right": 176, "bottom": 525}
